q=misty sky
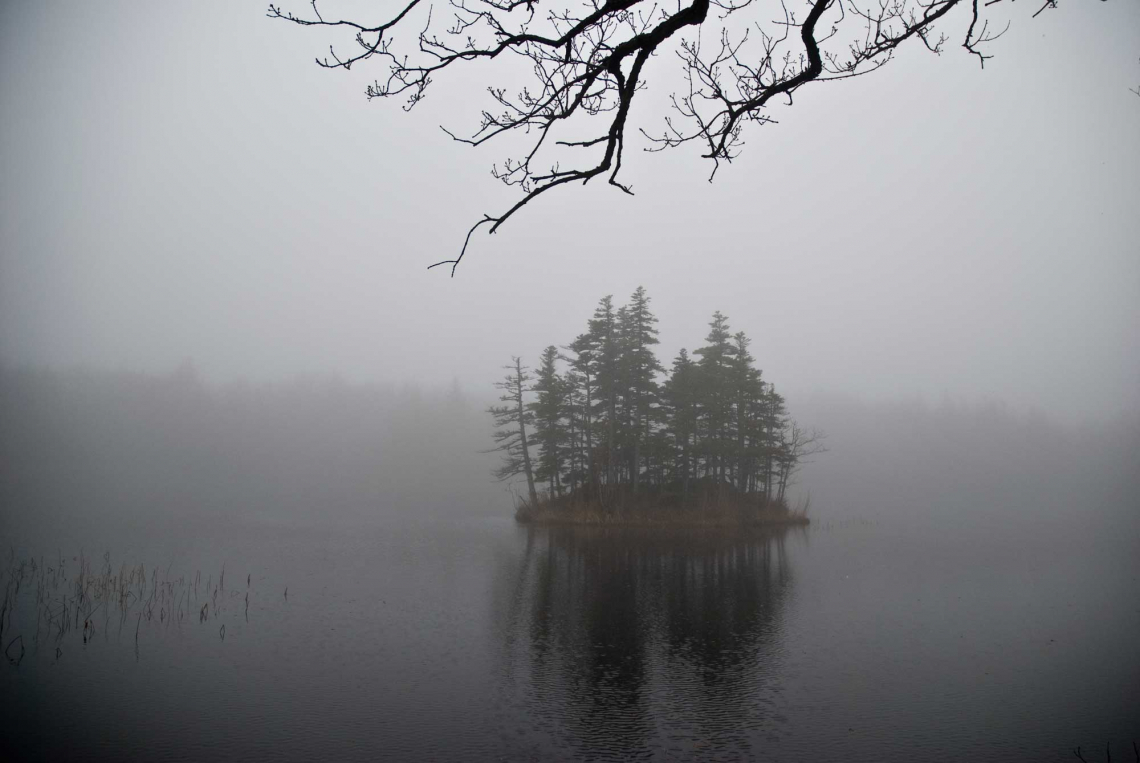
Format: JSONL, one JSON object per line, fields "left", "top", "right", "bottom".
{"left": 1, "top": 0, "right": 1137, "bottom": 422}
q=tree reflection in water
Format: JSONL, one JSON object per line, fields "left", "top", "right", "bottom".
{"left": 495, "top": 526, "right": 800, "bottom": 760}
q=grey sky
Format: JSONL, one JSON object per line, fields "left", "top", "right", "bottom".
{"left": 1, "top": 0, "right": 1137, "bottom": 422}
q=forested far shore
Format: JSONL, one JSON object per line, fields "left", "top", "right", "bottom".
{"left": 487, "top": 287, "right": 824, "bottom": 525}
{"left": 0, "top": 361, "right": 1134, "bottom": 534}
{"left": 0, "top": 363, "right": 499, "bottom": 527}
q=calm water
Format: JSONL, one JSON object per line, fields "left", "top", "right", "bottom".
{"left": 2, "top": 511, "right": 1138, "bottom": 762}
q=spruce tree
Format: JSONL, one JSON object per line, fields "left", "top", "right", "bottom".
{"left": 587, "top": 295, "right": 620, "bottom": 487}
{"left": 486, "top": 357, "right": 539, "bottom": 505}
{"left": 693, "top": 311, "right": 737, "bottom": 484}
{"left": 621, "top": 286, "right": 662, "bottom": 492}
{"left": 561, "top": 367, "right": 588, "bottom": 494}
{"left": 530, "top": 345, "right": 569, "bottom": 497}
{"left": 728, "top": 331, "right": 766, "bottom": 492}
{"left": 759, "top": 383, "right": 788, "bottom": 502}
{"left": 565, "top": 332, "right": 598, "bottom": 493}
{"left": 662, "top": 349, "right": 699, "bottom": 495}
{"left": 490, "top": 294, "right": 821, "bottom": 514}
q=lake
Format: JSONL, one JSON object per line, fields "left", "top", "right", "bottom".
{"left": 2, "top": 507, "right": 1137, "bottom": 762}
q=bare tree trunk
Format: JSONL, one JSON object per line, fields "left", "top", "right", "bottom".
{"left": 632, "top": 441, "right": 640, "bottom": 493}
{"left": 681, "top": 435, "right": 690, "bottom": 496}
{"left": 607, "top": 393, "right": 616, "bottom": 489}
{"left": 584, "top": 369, "right": 597, "bottom": 495}
{"left": 514, "top": 358, "right": 539, "bottom": 506}
{"left": 763, "top": 413, "right": 773, "bottom": 503}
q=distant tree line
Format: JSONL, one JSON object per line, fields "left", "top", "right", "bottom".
{"left": 488, "top": 287, "right": 823, "bottom": 510}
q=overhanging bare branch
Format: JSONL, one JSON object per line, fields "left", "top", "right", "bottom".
{"left": 271, "top": 0, "right": 1072, "bottom": 273}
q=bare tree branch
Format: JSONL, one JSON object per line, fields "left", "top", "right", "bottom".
{"left": 271, "top": 0, "right": 1075, "bottom": 272}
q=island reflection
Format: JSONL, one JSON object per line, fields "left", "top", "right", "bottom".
{"left": 496, "top": 526, "right": 801, "bottom": 760}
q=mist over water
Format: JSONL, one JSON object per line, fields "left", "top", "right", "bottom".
{"left": 3, "top": 364, "right": 1134, "bottom": 538}
{"left": 2, "top": 0, "right": 1138, "bottom": 759}
{"left": 1, "top": 365, "right": 1137, "bottom": 760}
{"left": 0, "top": 364, "right": 498, "bottom": 538}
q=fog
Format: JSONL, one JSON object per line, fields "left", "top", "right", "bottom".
{"left": 1, "top": 1, "right": 1138, "bottom": 426}
{"left": 1, "top": 0, "right": 1138, "bottom": 559}
{"left": 2, "top": 3, "right": 1139, "bottom": 758}
{"left": 3, "top": 364, "right": 1135, "bottom": 545}
{"left": 2, "top": 1, "right": 1140, "bottom": 757}
{"left": 0, "top": 364, "right": 497, "bottom": 536}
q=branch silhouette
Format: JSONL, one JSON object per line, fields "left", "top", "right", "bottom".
{"left": 271, "top": 0, "right": 1074, "bottom": 273}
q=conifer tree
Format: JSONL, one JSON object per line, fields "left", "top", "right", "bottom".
{"left": 486, "top": 357, "right": 539, "bottom": 505}
{"left": 587, "top": 295, "right": 621, "bottom": 487}
{"left": 530, "top": 345, "right": 569, "bottom": 497}
{"left": 662, "top": 349, "right": 699, "bottom": 495}
{"left": 565, "top": 333, "right": 598, "bottom": 493}
{"left": 561, "top": 367, "right": 589, "bottom": 494}
{"left": 615, "top": 303, "right": 634, "bottom": 484}
{"left": 621, "top": 286, "right": 662, "bottom": 492}
{"left": 728, "top": 331, "right": 766, "bottom": 492}
{"left": 759, "top": 383, "right": 788, "bottom": 501}
{"left": 490, "top": 291, "right": 821, "bottom": 513}
{"left": 693, "top": 311, "right": 737, "bottom": 483}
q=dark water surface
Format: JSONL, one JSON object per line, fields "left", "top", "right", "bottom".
{"left": 2, "top": 511, "right": 1138, "bottom": 762}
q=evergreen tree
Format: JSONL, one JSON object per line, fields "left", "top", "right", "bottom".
{"left": 661, "top": 349, "right": 699, "bottom": 495}
{"left": 587, "top": 295, "right": 621, "bottom": 487}
{"left": 729, "top": 331, "right": 765, "bottom": 492}
{"left": 489, "top": 290, "right": 821, "bottom": 514}
{"left": 561, "top": 367, "right": 589, "bottom": 494}
{"left": 693, "top": 311, "right": 737, "bottom": 483}
{"left": 759, "top": 383, "right": 789, "bottom": 501}
{"left": 530, "top": 345, "right": 570, "bottom": 497}
{"left": 615, "top": 303, "right": 633, "bottom": 484}
{"left": 565, "top": 332, "right": 598, "bottom": 493}
{"left": 486, "top": 357, "right": 539, "bottom": 505}
{"left": 621, "top": 286, "right": 662, "bottom": 492}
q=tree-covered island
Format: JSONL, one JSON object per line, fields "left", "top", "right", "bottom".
{"left": 489, "top": 287, "right": 824, "bottom": 526}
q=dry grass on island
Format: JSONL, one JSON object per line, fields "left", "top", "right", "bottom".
{"left": 514, "top": 484, "right": 810, "bottom": 528}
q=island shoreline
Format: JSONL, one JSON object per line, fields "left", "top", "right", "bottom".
{"left": 513, "top": 489, "right": 810, "bottom": 528}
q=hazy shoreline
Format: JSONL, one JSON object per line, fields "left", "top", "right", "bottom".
{"left": 514, "top": 488, "right": 811, "bottom": 527}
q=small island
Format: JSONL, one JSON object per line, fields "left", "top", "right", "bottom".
{"left": 488, "top": 288, "right": 823, "bottom": 527}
